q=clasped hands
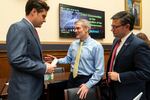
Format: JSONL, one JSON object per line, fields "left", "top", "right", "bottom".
{"left": 44, "top": 54, "right": 57, "bottom": 74}
{"left": 108, "top": 71, "right": 119, "bottom": 81}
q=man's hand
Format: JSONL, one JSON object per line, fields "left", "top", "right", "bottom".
{"left": 44, "top": 54, "right": 56, "bottom": 62}
{"left": 45, "top": 62, "right": 56, "bottom": 74}
{"left": 77, "top": 84, "right": 89, "bottom": 99}
{"left": 108, "top": 71, "right": 119, "bottom": 81}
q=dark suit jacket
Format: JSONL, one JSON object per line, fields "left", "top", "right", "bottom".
{"left": 107, "top": 34, "right": 150, "bottom": 100}
{"left": 6, "top": 18, "right": 46, "bottom": 100}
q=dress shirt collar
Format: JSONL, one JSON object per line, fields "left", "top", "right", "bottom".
{"left": 120, "top": 31, "right": 133, "bottom": 44}
{"left": 80, "top": 36, "right": 91, "bottom": 43}
{"left": 24, "top": 17, "right": 35, "bottom": 28}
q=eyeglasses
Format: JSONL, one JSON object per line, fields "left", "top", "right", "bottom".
{"left": 111, "top": 25, "right": 123, "bottom": 29}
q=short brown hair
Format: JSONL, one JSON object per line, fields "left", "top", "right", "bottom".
{"left": 25, "top": 0, "right": 49, "bottom": 15}
{"left": 111, "top": 11, "right": 135, "bottom": 31}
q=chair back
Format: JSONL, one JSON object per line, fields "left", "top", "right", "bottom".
{"left": 64, "top": 86, "right": 101, "bottom": 100}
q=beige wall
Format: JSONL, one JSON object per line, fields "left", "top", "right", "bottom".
{"left": 0, "top": 0, "right": 150, "bottom": 44}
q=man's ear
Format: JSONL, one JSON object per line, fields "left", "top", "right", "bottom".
{"left": 125, "top": 24, "right": 130, "bottom": 29}
{"left": 30, "top": 8, "right": 37, "bottom": 16}
{"left": 85, "top": 27, "right": 89, "bottom": 33}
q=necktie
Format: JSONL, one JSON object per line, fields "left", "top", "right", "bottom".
{"left": 108, "top": 39, "right": 121, "bottom": 82}
{"left": 35, "top": 29, "right": 39, "bottom": 39}
{"left": 73, "top": 41, "right": 83, "bottom": 78}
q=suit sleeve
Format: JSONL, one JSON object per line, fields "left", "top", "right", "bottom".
{"left": 120, "top": 43, "right": 150, "bottom": 84}
{"left": 6, "top": 24, "right": 46, "bottom": 77}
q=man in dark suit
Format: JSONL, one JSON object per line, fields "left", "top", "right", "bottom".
{"left": 6, "top": 1, "right": 55, "bottom": 100}
{"left": 106, "top": 11, "right": 150, "bottom": 100}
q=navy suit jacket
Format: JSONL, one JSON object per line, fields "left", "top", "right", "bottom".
{"left": 6, "top": 18, "right": 46, "bottom": 100}
{"left": 107, "top": 34, "right": 150, "bottom": 100}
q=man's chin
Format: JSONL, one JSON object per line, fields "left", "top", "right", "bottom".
{"left": 35, "top": 24, "right": 42, "bottom": 28}
{"left": 75, "top": 36, "right": 80, "bottom": 39}
{"left": 113, "top": 34, "right": 118, "bottom": 37}
{"left": 38, "top": 25, "right": 42, "bottom": 28}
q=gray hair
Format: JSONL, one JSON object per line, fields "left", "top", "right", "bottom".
{"left": 75, "top": 19, "right": 91, "bottom": 29}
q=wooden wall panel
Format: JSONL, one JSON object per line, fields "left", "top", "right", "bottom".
{"left": 0, "top": 52, "right": 11, "bottom": 78}
{"left": 0, "top": 50, "right": 110, "bottom": 79}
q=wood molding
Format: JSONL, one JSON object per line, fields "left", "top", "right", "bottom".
{"left": 0, "top": 50, "right": 110, "bottom": 79}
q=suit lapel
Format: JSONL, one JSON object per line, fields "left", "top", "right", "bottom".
{"left": 116, "top": 33, "right": 134, "bottom": 60}
{"left": 22, "top": 18, "right": 43, "bottom": 58}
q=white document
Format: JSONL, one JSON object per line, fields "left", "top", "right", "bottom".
{"left": 133, "top": 92, "right": 143, "bottom": 100}
{"left": 51, "top": 58, "right": 58, "bottom": 66}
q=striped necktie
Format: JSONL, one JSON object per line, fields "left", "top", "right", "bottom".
{"left": 73, "top": 41, "right": 83, "bottom": 78}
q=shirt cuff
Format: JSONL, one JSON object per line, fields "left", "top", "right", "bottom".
{"left": 118, "top": 73, "right": 121, "bottom": 83}
{"left": 45, "top": 63, "right": 48, "bottom": 73}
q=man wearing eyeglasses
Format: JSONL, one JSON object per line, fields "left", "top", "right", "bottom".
{"left": 106, "top": 11, "right": 150, "bottom": 100}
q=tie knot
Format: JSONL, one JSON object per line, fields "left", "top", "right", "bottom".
{"left": 80, "top": 41, "right": 83, "bottom": 46}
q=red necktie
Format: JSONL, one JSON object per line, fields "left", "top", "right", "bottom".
{"left": 35, "top": 29, "right": 39, "bottom": 38}
{"left": 108, "top": 39, "right": 121, "bottom": 82}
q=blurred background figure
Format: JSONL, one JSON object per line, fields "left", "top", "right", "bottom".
{"left": 132, "top": 1, "right": 138, "bottom": 25}
{"left": 136, "top": 32, "right": 150, "bottom": 46}
{"left": 136, "top": 32, "right": 150, "bottom": 100}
